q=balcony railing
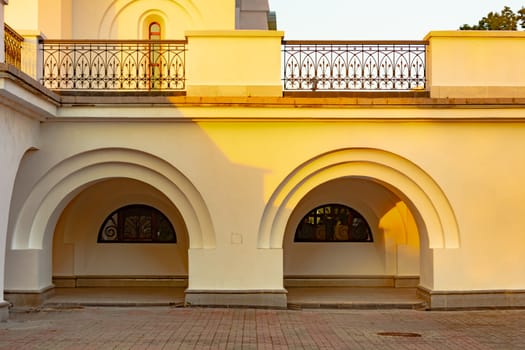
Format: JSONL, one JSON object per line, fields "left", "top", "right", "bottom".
{"left": 40, "top": 40, "right": 186, "bottom": 91}
{"left": 4, "top": 24, "right": 24, "bottom": 69}
{"left": 37, "top": 38, "right": 426, "bottom": 94}
{"left": 282, "top": 41, "right": 427, "bottom": 92}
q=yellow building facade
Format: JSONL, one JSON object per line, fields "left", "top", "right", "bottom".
{"left": 1, "top": 0, "right": 525, "bottom": 320}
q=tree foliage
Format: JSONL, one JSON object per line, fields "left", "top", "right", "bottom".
{"left": 460, "top": 6, "right": 525, "bottom": 30}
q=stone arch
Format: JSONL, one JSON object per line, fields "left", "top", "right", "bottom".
{"left": 11, "top": 148, "right": 215, "bottom": 251}
{"left": 98, "top": 0, "right": 203, "bottom": 38}
{"left": 257, "top": 148, "right": 459, "bottom": 250}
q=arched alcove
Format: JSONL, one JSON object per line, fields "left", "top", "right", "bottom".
{"left": 53, "top": 178, "right": 189, "bottom": 281}
{"left": 283, "top": 178, "right": 420, "bottom": 284}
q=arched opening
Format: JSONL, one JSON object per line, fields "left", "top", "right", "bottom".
{"left": 5, "top": 148, "right": 215, "bottom": 307}
{"left": 284, "top": 178, "right": 420, "bottom": 290}
{"left": 52, "top": 178, "right": 189, "bottom": 289}
{"left": 258, "top": 148, "right": 459, "bottom": 305}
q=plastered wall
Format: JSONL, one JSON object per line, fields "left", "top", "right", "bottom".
{"left": 0, "top": 107, "right": 39, "bottom": 299}
{"left": 6, "top": 110, "right": 525, "bottom": 293}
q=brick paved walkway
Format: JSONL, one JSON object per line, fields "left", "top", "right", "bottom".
{"left": 1, "top": 307, "right": 525, "bottom": 349}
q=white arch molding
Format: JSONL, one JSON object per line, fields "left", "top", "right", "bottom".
{"left": 11, "top": 148, "right": 215, "bottom": 250}
{"left": 257, "top": 148, "right": 460, "bottom": 249}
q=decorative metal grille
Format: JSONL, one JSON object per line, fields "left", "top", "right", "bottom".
{"left": 283, "top": 41, "right": 427, "bottom": 91}
{"left": 4, "top": 24, "right": 24, "bottom": 69}
{"left": 41, "top": 40, "right": 186, "bottom": 90}
{"left": 98, "top": 204, "right": 176, "bottom": 243}
{"left": 295, "top": 204, "right": 373, "bottom": 243}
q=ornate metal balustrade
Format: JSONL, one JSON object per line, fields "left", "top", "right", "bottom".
{"left": 282, "top": 41, "right": 427, "bottom": 91}
{"left": 41, "top": 40, "right": 186, "bottom": 91}
{"left": 4, "top": 24, "right": 24, "bottom": 69}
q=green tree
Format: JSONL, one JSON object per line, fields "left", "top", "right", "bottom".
{"left": 519, "top": 7, "right": 525, "bottom": 28}
{"left": 460, "top": 6, "right": 525, "bottom": 30}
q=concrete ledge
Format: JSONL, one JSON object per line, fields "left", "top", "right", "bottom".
{"left": 53, "top": 276, "right": 188, "bottom": 288}
{"left": 185, "top": 30, "right": 284, "bottom": 38}
{"left": 425, "top": 30, "right": 525, "bottom": 40}
{"left": 431, "top": 86, "right": 525, "bottom": 99}
{"left": 285, "top": 276, "right": 419, "bottom": 288}
{"left": 4, "top": 285, "right": 55, "bottom": 308}
{"left": 185, "top": 289, "right": 287, "bottom": 308}
{"left": 0, "top": 301, "right": 9, "bottom": 322}
{"left": 186, "top": 85, "right": 282, "bottom": 97}
{"left": 418, "top": 287, "right": 525, "bottom": 310}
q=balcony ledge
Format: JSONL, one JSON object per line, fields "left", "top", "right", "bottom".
{"left": 2, "top": 64, "right": 525, "bottom": 114}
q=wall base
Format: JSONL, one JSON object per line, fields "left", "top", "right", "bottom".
{"left": 185, "top": 289, "right": 287, "bottom": 309}
{"left": 285, "top": 275, "right": 419, "bottom": 288}
{"left": 418, "top": 287, "right": 525, "bottom": 310}
{"left": 4, "top": 285, "right": 55, "bottom": 308}
{"left": 53, "top": 276, "right": 188, "bottom": 288}
{"left": 186, "top": 84, "right": 282, "bottom": 97}
{"left": 0, "top": 301, "right": 9, "bottom": 322}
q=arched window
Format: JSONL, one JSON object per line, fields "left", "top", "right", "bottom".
{"left": 294, "top": 204, "right": 373, "bottom": 242}
{"left": 149, "top": 22, "right": 161, "bottom": 40}
{"left": 148, "top": 22, "right": 162, "bottom": 89}
{"left": 98, "top": 204, "right": 176, "bottom": 243}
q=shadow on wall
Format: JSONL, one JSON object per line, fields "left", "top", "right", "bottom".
{"left": 4, "top": 119, "right": 269, "bottom": 292}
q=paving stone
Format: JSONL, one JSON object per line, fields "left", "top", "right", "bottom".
{"left": 1, "top": 307, "right": 525, "bottom": 349}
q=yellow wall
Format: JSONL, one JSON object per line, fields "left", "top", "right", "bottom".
{"left": 6, "top": 0, "right": 236, "bottom": 39}
{"left": 6, "top": 108, "right": 525, "bottom": 293}
{"left": 426, "top": 31, "right": 525, "bottom": 98}
{"left": 186, "top": 30, "right": 284, "bottom": 97}
{"left": 4, "top": 0, "right": 38, "bottom": 32}
{"left": 38, "top": 0, "right": 72, "bottom": 38}
{"left": 72, "top": 0, "right": 234, "bottom": 39}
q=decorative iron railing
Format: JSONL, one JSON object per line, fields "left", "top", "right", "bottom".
{"left": 4, "top": 24, "right": 24, "bottom": 69}
{"left": 40, "top": 40, "right": 186, "bottom": 91}
{"left": 282, "top": 41, "right": 427, "bottom": 91}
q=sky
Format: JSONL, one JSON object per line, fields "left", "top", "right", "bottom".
{"left": 268, "top": 0, "right": 525, "bottom": 40}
